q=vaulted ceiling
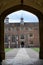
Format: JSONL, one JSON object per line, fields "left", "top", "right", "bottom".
{"left": 0, "top": 0, "right": 43, "bottom": 17}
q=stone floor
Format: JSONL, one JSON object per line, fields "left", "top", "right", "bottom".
{"left": 2, "top": 48, "right": 43, "bottom": 65}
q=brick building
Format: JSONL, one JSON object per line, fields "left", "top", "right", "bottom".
{"left": 4, "top": 18, "right": 39, "bottom": 48}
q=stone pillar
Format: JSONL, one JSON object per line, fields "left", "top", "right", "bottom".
{"left": 39, "top": 19, "right": 43, "bottom": 59}
{"left": 0, "top": 18, "right": 5, "bottom": 61}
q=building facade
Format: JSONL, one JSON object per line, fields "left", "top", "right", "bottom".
{"left": 4, "top": 21, "right": 39, "bottom": 48}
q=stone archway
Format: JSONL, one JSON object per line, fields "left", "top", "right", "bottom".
{"left": 0, "top": 0, "right": 43, "bottom": 62}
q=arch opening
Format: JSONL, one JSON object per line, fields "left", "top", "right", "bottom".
{"left": 4, "top": 9, "right": 40, "bottom": 61}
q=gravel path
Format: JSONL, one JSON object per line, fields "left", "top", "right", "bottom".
{"left": 25, "top": 48, "right": 39, "bottom": 59}
{"left": 2, "top": 48, "right": 42, "bottom": 65}
{"left": 5, "top": 48, "right": 19, "bottom": 59}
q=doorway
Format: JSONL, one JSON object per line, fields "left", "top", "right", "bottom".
{"left": 21, "top": 41, "right": 24, "bottom": 48}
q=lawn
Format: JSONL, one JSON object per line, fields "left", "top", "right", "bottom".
{"left": 32, "top": 48, "right": 39, "bottom": 52}
{"left": 5, "top": 48, "right": 13, "bottom": 52}
{"left": 5, "top": 48, "right": 40, "bottom": 52}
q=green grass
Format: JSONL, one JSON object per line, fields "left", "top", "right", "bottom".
{"left": 5, "top": 48, "right": 40, "bottom": 52}
{"left": 32, "top": 48, "right": 39, "bottom": 52}
{"left": 5, "top": 48, "right": 13, "bottom": 52}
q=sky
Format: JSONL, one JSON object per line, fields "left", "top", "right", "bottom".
{"left": 6, "top": 10, "right": 39, "bottom": 23}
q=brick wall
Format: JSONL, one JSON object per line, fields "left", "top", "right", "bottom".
{"left": 4, "top": 22, "right": 39, "bottom": 48}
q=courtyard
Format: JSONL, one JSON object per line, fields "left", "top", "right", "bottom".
{"left": 2, "top": 48, "right": 43, "bottom": 65}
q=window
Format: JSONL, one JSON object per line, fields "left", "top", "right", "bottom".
{"left": 30, "top": 41, "right": 33, "bottom": 44}
{"left": 21, "top": 35, "right": 24, "bottom": 39}
{"left": 12, "top": 35, "right": 15, "bottom": 42}
{"left": 26, "top": 27, "right": 28, "bottom": 30}
{"left": 14, "top": 27, "right": 16, "bottom": 31}
{"left": 28, "top": 27, "right": 32, "bottom": 31}
{"left": 15, "top": 35, "right": 18, "bottom": 40}
{"left": 35, "top": 27, "right": 38, "bottom": 30}
{"left": 30, "top": 34, "right": 33, "bottom": 37}
{"left": 20, "top": 27, "right": 24, "bottom": 30}
{"left": 4, "top": 35, "right": 8, "bottom": 43}
{"left": 8, "top": 27, "right": 11, "bottom": 30}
